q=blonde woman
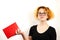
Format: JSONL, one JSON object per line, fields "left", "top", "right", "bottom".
{"left": 16, "top": 6, "right": 57, "bottom": 40}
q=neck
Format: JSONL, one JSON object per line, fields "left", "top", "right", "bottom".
{"left": 38, "top": 20, "right": 48, "bottom": 27}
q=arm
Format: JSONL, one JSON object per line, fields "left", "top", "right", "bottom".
{"left": 21, "top": 26, "right": 33, "bottom": 40}
{"left": 29, "top": 36, "right": 32, "bottom": 40}
{"left": 50, "top": 28, "right": 57, "bottom": 40}
{"left": 16, "top": 29, "right": 32, "bottom": 40}
{"left": 21, "top": 33, "right": 32, "bottom": 40}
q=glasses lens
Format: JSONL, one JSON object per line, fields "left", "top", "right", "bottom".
{"left": 38, "top": 12, "right": 47, "bottom": 15}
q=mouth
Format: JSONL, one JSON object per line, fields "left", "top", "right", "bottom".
{"left": 40, "top": 16, "right": 44, "bottom": 18}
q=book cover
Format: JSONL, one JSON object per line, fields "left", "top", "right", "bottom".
{"left": 3, "top": 22, "right": 19, "bottom": 38}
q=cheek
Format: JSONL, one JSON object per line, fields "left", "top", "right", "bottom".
{"left": 37, "top": 15, "right": 48, "bottom": 20}
{"left": 46, "top": 15, "right": 48, "bottom": 19}
{"left": 44, "top": 15, "right": 48, "bottom": 18}
{"left": 44, "top": 15, "right": 48, "bottom": 20}
{"left": 37, "top": 14, "right": 40, "bottom": 18}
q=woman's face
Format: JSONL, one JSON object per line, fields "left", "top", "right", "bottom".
{"left": 37, "top": 8, "right": 48, "bottom": 21}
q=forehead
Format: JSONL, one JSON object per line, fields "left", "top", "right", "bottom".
{"left": 38, "top": 8, "right": 47, "bottom": 13}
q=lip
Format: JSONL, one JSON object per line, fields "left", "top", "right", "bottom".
{"left": 40, "top": 16, "right": 44, "bottom": 18}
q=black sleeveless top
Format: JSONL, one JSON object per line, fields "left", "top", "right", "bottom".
{"left": 29, "top": 25, "right": 57, "bottom": 40}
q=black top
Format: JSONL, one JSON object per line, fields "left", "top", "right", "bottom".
{"left": 29, "top": 25, "right": 57, "bottom": 40}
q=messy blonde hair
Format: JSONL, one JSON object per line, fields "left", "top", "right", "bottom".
{"left": 34, "top": 6, "right": 54, "bottom": 20}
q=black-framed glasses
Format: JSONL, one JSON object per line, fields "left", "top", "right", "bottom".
{"left": 38, "top": 12, "right": 47, "bottom": 15}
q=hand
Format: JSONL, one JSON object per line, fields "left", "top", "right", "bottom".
{"left": 16, "top": 29, "right": 24, "bottom": 35}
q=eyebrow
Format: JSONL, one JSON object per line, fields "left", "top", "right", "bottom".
{"left": 38, "top": 11, "right": 48, "bottom": 13}
{"left": 38, "top": 12, "right": 47, "bottom": 13}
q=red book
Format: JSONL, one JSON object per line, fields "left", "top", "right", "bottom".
{"left": 3, "top": 22, "right": 19, "bottom": 39}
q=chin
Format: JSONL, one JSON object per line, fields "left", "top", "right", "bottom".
{"left": 40, "top": 20, "right": 45, "bottom": 21}
{"left": 39, "top": 19, "right": 46, "bottom": 22}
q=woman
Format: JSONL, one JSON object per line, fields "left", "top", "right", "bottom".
{"left": 16, "top": 6, "right": 57, "bottom": 40}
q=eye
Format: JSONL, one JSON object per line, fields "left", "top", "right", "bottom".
{"left": 43, "top": 13, "right": 46, "bottom": 14}
{"left": 38, "top": 12, "right": 46, "bottom": 15}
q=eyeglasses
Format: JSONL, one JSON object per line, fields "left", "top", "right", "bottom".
{"left": 38, "top": 12, "right": 47, "bottom": 15}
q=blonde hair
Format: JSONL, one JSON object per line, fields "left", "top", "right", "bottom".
{"left": 34, "top": 6, "right": 54, "bottom": 20}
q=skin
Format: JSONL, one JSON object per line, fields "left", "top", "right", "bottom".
{"left": 16, "top": 8, "right": 49, "bottom": 40}
{"left": 37, "top": 8, "right": 49, "bottom": 34}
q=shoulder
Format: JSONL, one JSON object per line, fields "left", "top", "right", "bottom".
{"left": 29, "top": 25, "right": 37, "bottom": 31}
{"left": 49, "top": 26, "right": 56, "bottom": 30}
{"left": 49, "top": 26, "right": 56, "bottom": 33}
{"left": 30, "top": 25, "right": 37, "bottom": 29}
{"left": 49, "top": 26, "right": 57, "bottom": 37}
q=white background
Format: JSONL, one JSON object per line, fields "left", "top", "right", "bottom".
{"left": 0, "top": 0, "right": 60, "bottom": 40}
